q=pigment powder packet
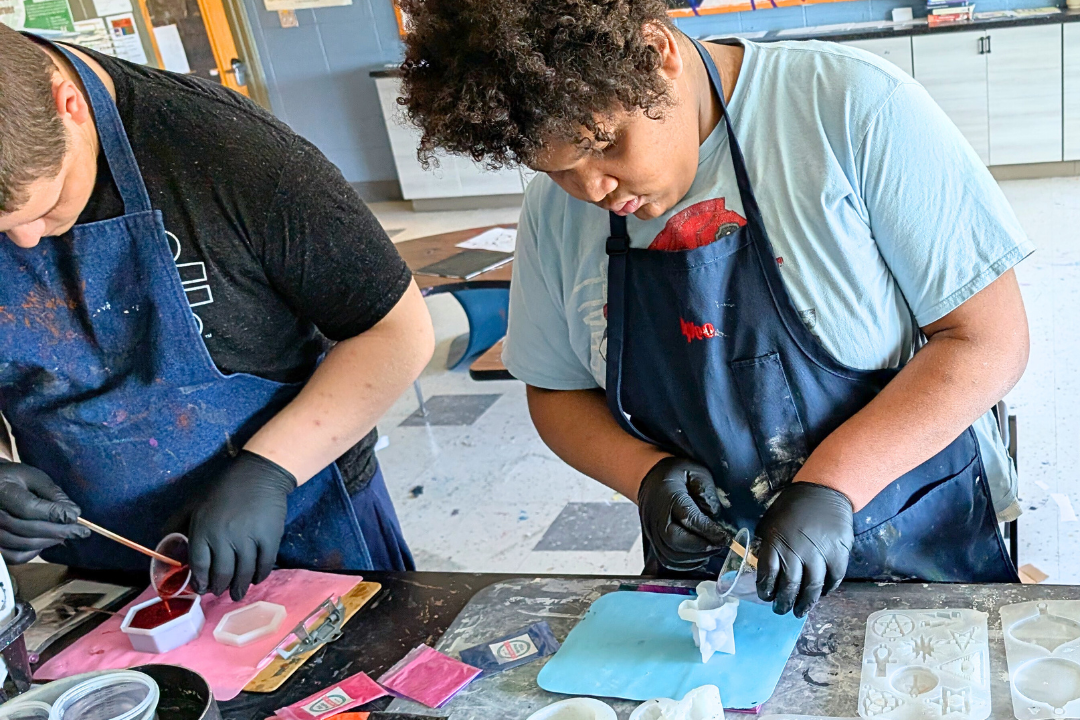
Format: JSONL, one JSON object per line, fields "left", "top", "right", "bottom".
{"left": 458, "top": 621, "right": 561, "bottom": 677}
{"left": 273, "top": 671, "right": 385, "bottom": 720}
{"left": 378, "top": 644, "right": 481, "bottom": 708}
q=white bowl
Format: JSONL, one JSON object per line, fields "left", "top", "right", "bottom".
{"left": 526, "top": 698, "right": 618, "bottom": 720}
{"left": 120, "top": 595, "right": 204, "bottom": 654}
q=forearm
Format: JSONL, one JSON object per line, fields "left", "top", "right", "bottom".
{"left": 527, "top": 386, "right": 670, "bottom": 500}
{"left": 245, "top": 282, "right": 435, "bottom": 484}
{"left": 798, "top": 271, "right": 1028, "bottom": 511}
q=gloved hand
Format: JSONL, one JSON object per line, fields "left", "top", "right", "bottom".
{"left": 188, "top": 450, "right": 297, "bottom": 601}
{"left": 0, "top": 459, "right": 90, "bottom": 563}
{"left": 755, "top": 482, "right": 854, "bottom": 618}
{"left": 638, "top": 457, "right": 732, "bottom": 572}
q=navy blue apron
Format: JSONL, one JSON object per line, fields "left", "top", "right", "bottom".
{"left": 605, "top": 39, "right": 1017, "bottom": 583}
{"left": 0, "top": 43, "right": 410, "bottom": 573}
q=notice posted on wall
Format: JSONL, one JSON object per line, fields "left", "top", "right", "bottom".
{"left": 0, "top": 0, "right": 75, "bottom": 32}
{"left": 263, "top": 0, "right": 350, "bottom": 11}
{"left": 106, "top": 12, "right": 147, "bottom": 64}
{"left": 73, "top": 18, "right": 116, "bottom": 55}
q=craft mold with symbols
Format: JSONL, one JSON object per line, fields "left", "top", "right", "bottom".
{"left": 858, "top": 609, "right": 990, "bottom": 720}
{"left": 1000, "top": 601, "right": 1080, "bottom": 719}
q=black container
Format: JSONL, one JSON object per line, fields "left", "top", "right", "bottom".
{"left": 0, "top": 603, "right": 36, "bottom": 703}
{"left": 133, "top": 665, "right": 221, "bottom": 720}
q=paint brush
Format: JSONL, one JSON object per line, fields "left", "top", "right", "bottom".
{"left": 76, "top": 518, "right": 182, "bottom": 567}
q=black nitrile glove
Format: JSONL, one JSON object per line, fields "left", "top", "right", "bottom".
{"left": 189, "top": 450, "right": 296, "bottom": 601}
{"left": 0, "top": 459, "right": 90, "bottom": 563}
{"left": 638, "top": 457, "right": 732, "bottom": 572}
{"left": 755, "top": 482, "right": 854, "bottom": 618}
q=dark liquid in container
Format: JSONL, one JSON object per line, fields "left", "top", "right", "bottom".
{"left": 158, "top": 565, "right": 190, "bottom": 598}
{"left": 130, "top": 598, "right": 195, "bottom": 629}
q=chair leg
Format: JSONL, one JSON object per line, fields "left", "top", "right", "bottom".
{"left": 413, "top": 380, "right": 427, "bottom": 417}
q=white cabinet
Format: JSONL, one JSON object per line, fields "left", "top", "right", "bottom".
{"left": 913, "top": 31, "right": 990, "bottom": 164}
{"left": 987, "top": 25, "right": 1062, "bottom": 165}
{"left": 374, "top": 77, "right": 525, "bottom": 201}
{"left": 841, "top": 37, "right": 914, "bottom": 76}
{"left": 913, "top": 26, "right": 1064, "bottom": 167}
{"left": 1065, "top": 23, "right": 1080, "bottom": 161}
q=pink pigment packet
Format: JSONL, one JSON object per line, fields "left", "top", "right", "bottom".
{"left": 378, "top": 644, "right": 482, "bottom": 708}
{"left": 273, "top": 671, "right": 386, "bottom": 720}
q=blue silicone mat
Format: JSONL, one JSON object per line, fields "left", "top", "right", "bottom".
{"left": 536, "top": 591, "right": 805, "bottom": 707}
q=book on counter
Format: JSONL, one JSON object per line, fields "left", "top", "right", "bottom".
{"left": 926, "top": 0, "right": 975, "bottom": 25}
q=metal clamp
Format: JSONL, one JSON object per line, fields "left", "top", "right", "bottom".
{"left": 274, "top": 597, "right": 346, "bottom": 660}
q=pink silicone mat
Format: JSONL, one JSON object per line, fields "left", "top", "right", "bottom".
{"left": 35, "top": 569, "right": 361, "bottom": 700}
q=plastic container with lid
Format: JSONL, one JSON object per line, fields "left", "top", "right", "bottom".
{"left": 48, "top": 671, "right": 158, "bottom": 720}
{"left": 120, "top": 595, "right": 204, "bottom": 654}
{"left": 0, "top": 700, "right": 52, "bottom": 720}
{"left": 213, "top": 602, "right": 286, "bottom": 647}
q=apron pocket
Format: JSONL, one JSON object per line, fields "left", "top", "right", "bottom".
{"left": 730, "top": 352, "right": 809, "bottom": 502}
{"left": 849, "top": 453, "right": 1011, "bottom": 582}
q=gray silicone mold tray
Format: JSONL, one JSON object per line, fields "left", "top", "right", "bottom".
{"left": 858, "top": 609, "right": 990, "bottom": 720}
{"left": 1000, "top": 600, "right": 1080, "bottom": 718}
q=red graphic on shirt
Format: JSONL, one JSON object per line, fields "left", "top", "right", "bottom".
{"left": 680, "top": 318, "right": 719, "bottom": 343}
{"left": 649, "top": 198, "right": 747, "bottom": 252}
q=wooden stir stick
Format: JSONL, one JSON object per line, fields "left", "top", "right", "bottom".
{"left": 76, "top": 518, "right": 182, "bottom": 567}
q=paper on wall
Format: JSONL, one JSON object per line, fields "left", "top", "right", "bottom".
{"left": 9, "top": 0, "right": 76, "bottom": 33}
{"left": 153, "top": 24, "right": 191, "bottom": 73}
{"left": 0, "top": 0, "right": 27, "bottom": 30}
{"left": 72, "top": 18, "right": 116, "bottom": 55}
{"left": 455, "top": 227, "right": 517, "bottom": 254}
{"left": 263, "top": 0, "right": 349, "bottom": 11}
{"left": 91, "top": 0, "right": 130, "bottom": 17}
{"left": 106, "top": 12, "right": 147, "bottom": 65}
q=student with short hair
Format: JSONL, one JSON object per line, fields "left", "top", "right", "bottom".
{"left": 399, "top": 0, "right": 1031, "bottom": 615}
{"left": 0, "top": 25, "right": 432, "bottom": 598}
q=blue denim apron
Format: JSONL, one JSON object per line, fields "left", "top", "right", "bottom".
{"left": 605, "top": 40, "right": 1017, "bottom": 583}
{"left": 0, "top": 43, "right": 405, "bottom": 572}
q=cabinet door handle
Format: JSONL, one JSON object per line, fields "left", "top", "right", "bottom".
{"left": 978, "top": 36, "right": 985, "bottom": 54}
{"left": 986, "top": 34, "right": 991, "bottom": 54}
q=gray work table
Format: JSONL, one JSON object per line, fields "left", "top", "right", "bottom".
{"left": 383, "top": 577, "right": 1080, "bottom": 719}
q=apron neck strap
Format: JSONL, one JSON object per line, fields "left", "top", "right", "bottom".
{"left": 52, "top": 41, "right": 152, "bottom": 215}
{"left": 607, "top": 37, "right": 763, "bottom": 247}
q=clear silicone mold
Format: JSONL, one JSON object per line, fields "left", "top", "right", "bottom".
{"left": 858, "top": 609, "right": 990, "bottom": 720}
{"left": 1000, "top": 601, "right": 1080, "bottom": 719}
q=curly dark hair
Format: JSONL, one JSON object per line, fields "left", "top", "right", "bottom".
{"left": 398, "top": 0, "right": 676, "bottom": 168}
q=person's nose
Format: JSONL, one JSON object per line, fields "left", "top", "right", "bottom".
{"left": 5, "top": 222, "right": 46, "bottom": 249}
{"left": 580, "top": 170, "right": 618, "bottom": 205}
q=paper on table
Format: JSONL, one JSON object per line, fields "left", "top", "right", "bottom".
{"left": 455, "top": 228, "right": 517, "bottom": 254}
{"left": 35, "top": 569, "right": 361, "bottom": 701}
{"left": 153, "top": 24, "right": 191, "bottom": 73}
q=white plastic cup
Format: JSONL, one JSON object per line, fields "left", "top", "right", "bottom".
{"left": 120, "top": 595, "right": 205, "bottom": 654}
{"left": 48, "top": 671, "right": 158, "bottom": 720}
{"left": 526, "top": 698, "right": 617, "bottom": 720}
{"left": 151, "top": 533, "right": 191, "bottom": 599}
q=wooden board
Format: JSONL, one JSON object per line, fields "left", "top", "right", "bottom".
{"left": 469, "top": 339, "right": 514, "bottom": 382}
{"left": 243, "top": 582, "right": 382, "bottom": 693}
{"left": 397, "top": 226, "right": 516, "bottom": 295}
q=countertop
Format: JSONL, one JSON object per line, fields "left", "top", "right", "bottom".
{"left": 370, "top": 8, "right": 1080, "bottom": 77}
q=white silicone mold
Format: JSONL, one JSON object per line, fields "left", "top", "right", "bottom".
{"left": 1000, "top": 600, "right": 1080, "bottom": 718}
{"left": 858, "top": 609, "right": 990, "bottom": 720}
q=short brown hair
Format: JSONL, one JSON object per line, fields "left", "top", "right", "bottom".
{"left": 0, "top": 24, "right": 67, "bottom": 214}
{"left": 398, "top": 0, "right": 675, "bottom": 168}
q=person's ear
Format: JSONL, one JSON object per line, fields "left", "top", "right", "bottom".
{"left": 645, "top": 22, "right": 684, "bottom": 82}
{"left": 52, "top": 72, "right": 92, "bottom": 125}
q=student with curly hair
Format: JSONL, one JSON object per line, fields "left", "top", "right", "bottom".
{"left": 400, "top": 0, "right": 1031, "bottom": 616}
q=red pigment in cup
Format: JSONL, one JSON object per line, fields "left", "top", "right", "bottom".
{"left": 158, "top": 564, "right": 190, "bottom": 598}
{"left": 130, "top": 598, "right": 195, "bottom": 629}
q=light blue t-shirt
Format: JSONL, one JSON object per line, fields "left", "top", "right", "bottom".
{"left": 503, "top": 39, "right": 1033, "bottom": 519}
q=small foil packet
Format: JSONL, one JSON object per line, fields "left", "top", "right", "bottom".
{"left": 378, "top": 644, "right": 481, "bottom": 708}
{"left": 273, "top": 671, "right": 385, "bottom": 720}
{"left": 458, "top": 621, "right": 561, "bottom": 676}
